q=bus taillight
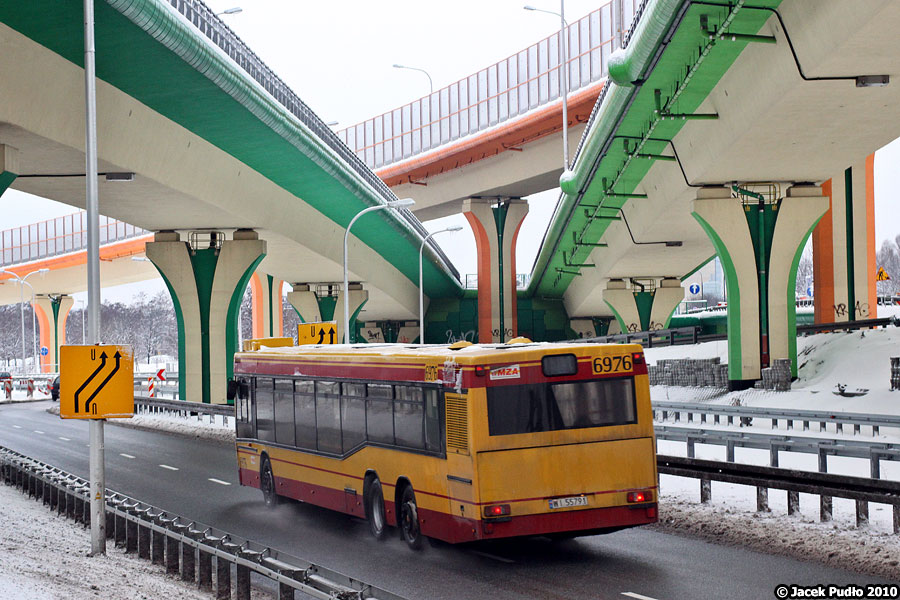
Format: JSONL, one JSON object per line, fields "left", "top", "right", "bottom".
{"left": 627, "top": 490, "right": 652, "bottom": 503}
{"left": 474, "top": 365, "right": 488, "bottom": 377}
{"left": 632, "top": 352, "right": 645, "bottom": 365}
{"left": 483, "top": 504, "right": 511, "bottom": 518}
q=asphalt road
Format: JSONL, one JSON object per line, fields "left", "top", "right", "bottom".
{"left": 0, "top": 400, "right": 892, "bottom": 600}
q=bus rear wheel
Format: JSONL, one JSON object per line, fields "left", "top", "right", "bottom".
{"left": 261, "top": 457, "right": 279, "bottom": 508}
{"left": 399, "top": 486, "right": 423, "bottom": 550}
{"left": 365, "top": 477, "right": 388, "bottom": 541}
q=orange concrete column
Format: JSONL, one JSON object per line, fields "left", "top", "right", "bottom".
{"left": 462, "top": 198, "right": 528, "bottom": 343}
{"left": 32, "top": 295, "right": 73, "bottom": 373}
{"left": 250, "top": 271, "right": 284, "bottom": 338}
{"left": 812, "top": 156, "right": 877, "bottom": 323}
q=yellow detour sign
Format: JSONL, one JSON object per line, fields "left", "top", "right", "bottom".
{"left": 297, "top": 321, "right": 338, "bottom": 345}
{"left": 877, "top": 267, "right": 891, "bottom": 282}
{"left": 59, "top": 345, "right": 134, "bottom": 419}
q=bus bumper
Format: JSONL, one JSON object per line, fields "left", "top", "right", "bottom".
{"left": 476, "top": 503, "right": 658, "bottom": 540}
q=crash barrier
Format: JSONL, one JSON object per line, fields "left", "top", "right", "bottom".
{"left": 657, "top": 454, "right": 900, "bottom": 532}
{"left": 133, "top": 396, "right": 233, "bottom": 428}
{"left": 653, "top": 401, "right": 900, "bottom": 438}
{"left": 0, "top": 446, "right": 407, "bottom": 600}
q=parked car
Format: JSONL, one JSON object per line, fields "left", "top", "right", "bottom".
{"left": 0, "top": 371, "right": 11, "bottom": 380}
{"left": 50, "top": 376, "right": 60, "bottom": 401}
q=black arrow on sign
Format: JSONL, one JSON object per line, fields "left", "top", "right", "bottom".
{"left": 84, "top": 351, "right": 121, "bottom": 414}
{"left": 73, "top": 351, "right": 107, "bottom": 414}
{"left": 328, "top": 327, "right": 335, "bottom": 344}
{"left": 317, "top": 328, "right": 326, "bottom": 344}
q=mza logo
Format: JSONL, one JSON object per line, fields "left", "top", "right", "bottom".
{"left": 489, "top": 364, "right": 521, "bottom": 380}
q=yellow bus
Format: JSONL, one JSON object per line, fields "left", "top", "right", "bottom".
{"left": 229, "top": 339, "right": 658, "bottom": 548}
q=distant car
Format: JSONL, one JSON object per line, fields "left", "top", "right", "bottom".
{"left": 0, "top": 371, "right": 11, "bottom": 381}
{"left": 50, "top": 376, "right": 60, "bottom": 401}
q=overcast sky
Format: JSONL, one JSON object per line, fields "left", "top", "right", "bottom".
{"left": 2, "top": 0, "right": 898, "bottom": 302}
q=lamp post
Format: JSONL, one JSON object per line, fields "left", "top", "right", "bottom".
{"left": 419, "top": 226, "right": 462, "bottom": 344}
{"left": 524, "top": 3, "right": 569, "bottom": 168}
{"left": 216, "top": 7, "right": 242, "bottom": 16}
{"left": 343, "top": 198, "right": 415, "bottom": 344}
{"left": 393, "top": 64, "right": 434, "bottom": 95}
{"left": 0, "top": 268, "right": 49, "bottom": 374}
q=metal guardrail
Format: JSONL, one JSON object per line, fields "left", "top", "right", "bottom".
{"left": 164, "top": 0, "right": 458, "bottom": 281}
{"left": 653, "top": 401, "right": 900, "bottom": 437}
{"left": 133, "top": 396, "right": 232, "bottom": 425}
{"left": 655, "top": 425, "right": 900, "bottom": 480}
{"left": 657, "top": 454, "right": 900, "bottom": 531}
{"left": 0, "top": 446, "right": 407, "bottom": 600}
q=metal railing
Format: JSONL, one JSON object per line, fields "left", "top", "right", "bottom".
{"left": 0, "top": 212, "right": 148, "bottom": 267}
{"left": 658, "top": 454, "right": 900, "bottom": 531}
{"left": 0, "top": 446, "right": 406, "bottom": 600}
{"left": 163, "top": 0, "right": 458, "bottom": 280}
{"left": 336, "top": 2, "right": 642, "bottom": 170}
{"left": 654, "top": 402, "right": 900, "bottom": 438}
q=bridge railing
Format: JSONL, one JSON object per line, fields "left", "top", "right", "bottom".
{"left": 0, "top": 212, "right": 148, "bottom": 267}
{"left": 337, "top": 1, "right": 643, "bottom": 170}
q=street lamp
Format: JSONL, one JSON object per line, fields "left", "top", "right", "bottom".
{"left": 216, "top": 7, "right": 242, "bottom": 16}
{"left": 524, "top": 3, "right": 569, "bottom": 168}
{"left": 419, "top": 226, "right": 463, "bottom": 344}
{"left": 393, "top": 64, "right": 434, "bottom": 95}
{"left": 0, "top": 267, "right": 49, "bottom": 374}
{"left": 343, "top": 198, "right": 416, "bottom": 344}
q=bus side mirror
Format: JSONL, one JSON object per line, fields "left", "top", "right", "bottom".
{"left": 227, "top": 379, "right": 238, "bottom": 401}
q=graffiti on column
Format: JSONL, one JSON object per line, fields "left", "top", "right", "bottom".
{"left": 626, "top": 323, "right": 640, "bottom": 333}
{"left": 491, "top": 328, "right": 515, "bottom": 340}
{"left": 446, "top": 329, "right": 476, "bottom": 343}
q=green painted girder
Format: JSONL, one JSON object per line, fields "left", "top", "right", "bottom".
{"left": 0, "top": 1, "right": 462, "bottom": 298}
{"left": 528, "top": 0, "right": 783, "bottom": 298}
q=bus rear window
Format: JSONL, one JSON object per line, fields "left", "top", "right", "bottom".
{"left": 487, "top": 377, "right": 637, "bottom": 436}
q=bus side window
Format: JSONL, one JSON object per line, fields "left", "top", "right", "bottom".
{"left": 341, "top": 383, "right": 366, "bottom": 453}
{"left": 274, "top": 379, "right": 295, "bottom": 447}
{"left": 256, "top": 378, "right": 275, "bottom": 442}
{"left": 394, "top": 386, "right": 425, "bottom": 450}
{"left": 236, "top": 378, "right": 254, "bottom": 439}
{"left": 366, "top": 384, "right": 394, "bottom": 445}
{"left": 424, "top": 388, "right": 442, "bottom": 453}
{"left": 316, "top": 381, "right": 342, "bottom": 454}
{"left": 294, "top": 380, "right": 316, "bottom": 450}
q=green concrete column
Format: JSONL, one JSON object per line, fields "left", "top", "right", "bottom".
{"left": 692, "top": 186, "right": 828, "bottom": 385}
{"left": 146, "top": 230, "right": 265, "bottom": 404}
{"left": 602, "top": 278, "right": 685, "bottom": 333}
{"left": 33, "top": 294, "right": 73, "bottom": 373}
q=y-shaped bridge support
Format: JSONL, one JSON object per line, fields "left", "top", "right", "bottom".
{"left": 692, "top": 185, "right": 828, "bottom": 386}
{"left": 603, "top": 278, "right": 685, "bottom": 334}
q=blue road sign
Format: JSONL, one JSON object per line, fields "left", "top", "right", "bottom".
{"left": 689, "top": 283, "right": 701, "bottom": 295}
{"left": 40, "top": 346, "right": 49, "bottom": 356}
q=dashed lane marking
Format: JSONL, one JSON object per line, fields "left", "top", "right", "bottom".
{"left": 622, "top": 593, "right": 660, "bottom": 600}
{"left": 33, "top": 430, "right": 45, "bottom": 434}
{"left": 119, "top": 453, "right": 135, "bottom": 459}
{"left": 159, "top": 464, "right": 179, "bottom": 471}
{"left": 208, "top": 478, "right": 231, "bottom": 486}
{"left": 12, "top": 425, "right": 21, "bottom": 429}
{"left": 469, "top": 550, "right": 516, "bottom": 564}
{"left": 58, "top": 437, "right": 70, "bottom": 441}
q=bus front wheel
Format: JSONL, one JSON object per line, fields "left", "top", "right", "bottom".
{"left": 365, "top": 477, "right": 388, "bottom": 541}
{"left": 260, "top": 457, "right": 279, "bottom": 508}
{"left": 399, "top": 486, "right": 423, "bottom": 550}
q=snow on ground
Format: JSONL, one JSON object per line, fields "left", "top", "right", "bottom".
{"left": 0, "top": 390, "right": 51, "bottom": 404}
{"left": 0, "top": 481, "right": 215, "bottom": 600}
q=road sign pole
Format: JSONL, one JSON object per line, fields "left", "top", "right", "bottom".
{"left": 83, "top": 0, "right": 105, "bottom": 556}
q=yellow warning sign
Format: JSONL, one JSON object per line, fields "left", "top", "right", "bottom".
{"left": 297, "top": 322, "right": 338, "bottom": 345}
{"left": 59, "top": 345, "right": 134, "bottom": 419}
{"left": 877, "top": 267, "right": 891, "bottom": 282}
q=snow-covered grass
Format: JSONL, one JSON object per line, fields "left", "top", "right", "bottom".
{"left": 0, "top": 481, "right": 216, "bottom": 600}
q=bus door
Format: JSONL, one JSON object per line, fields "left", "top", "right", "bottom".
{"left": 444, "top": 393, "right": 475, "bottom": 523}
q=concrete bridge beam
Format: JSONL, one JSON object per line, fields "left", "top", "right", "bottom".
{"left": 249, "top": 271, "right": 284, "bottom": 339}
{"left": 32, "top": 294, "right": 72, "bottom": 373}
{"left": 602, "top": 278, "right": 684, "bottom": 334}
{"left": 462, "top": 197, "right": 528, "bottom": 343}
{"left": 146, "top": 230, "right": 265, "bottom": 404}
{"left": 692, "top": 185, "right": 828, "bottom": 386}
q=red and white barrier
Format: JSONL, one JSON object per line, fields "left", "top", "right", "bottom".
{"left": 3, "top": 380, "right": 11, "bottom": 400}
{"left": 148, "top": 376, "right": 155, "bottom": 398}
{"left": 26, "top": 379, "right": 34, "bottom": 399}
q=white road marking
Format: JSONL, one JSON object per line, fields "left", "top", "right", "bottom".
{"left": 119, "top": 453, "right": 135, "bottom": 459}
{"left": 58, "top": 437, "right": 70, "bottom": 441}
{"left": 34, "top": 430, "right": 44, "bottom": 435}
{"left": 159, "top": 464, "right": 179, "bottom": 471}
{"left": 469, "top": 550, "right": 515, "bottom": 564}
{"left": 12, "top": 425, "right": 21, "bottom": 429}
{"left": 208, "top": 478, "right": 231, "bottom": 486}
{"left": 622, "top": 593, "right": 660, "bottom": 600}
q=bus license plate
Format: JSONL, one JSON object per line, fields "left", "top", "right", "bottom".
{"left": 549, "top": 496, "right": 588, "bottom": 510}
